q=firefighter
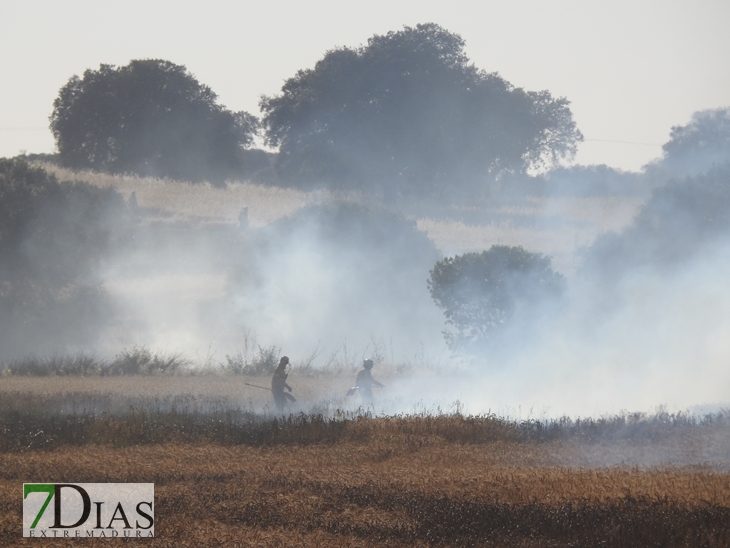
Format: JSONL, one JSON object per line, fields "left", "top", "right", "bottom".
{"left": 271, "top": 356, "right": 293, "bottom": 412}
{"left": 354, "top": 359, "right": 384, "bottom": 405}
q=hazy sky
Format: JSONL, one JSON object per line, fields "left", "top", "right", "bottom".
{"left": 1, "top": 0, "right": 728, "bottom": 172}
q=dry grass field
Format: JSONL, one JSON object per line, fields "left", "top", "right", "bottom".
{"left": 34, "top": 162, "right": 320, "bottom": 228}
{"left": 2, "top": 376, "right": 730, "bottom": 546}
{"left": 2, "top": 413, "right": 730, "bottom": 546}
{"left": 416, "top": 194, "right": 643, "bottom": 274}
{"left": 35, "top": 162, "right": 646, "bottom": 275}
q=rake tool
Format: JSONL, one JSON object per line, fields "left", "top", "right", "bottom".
{"left": 245, "top": 382, "right": 297, "bottom": 402}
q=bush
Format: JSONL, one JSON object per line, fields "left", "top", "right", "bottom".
{"left": 107, "top": 346, "right": 189, "bottom": 375}
{"left": 1, "top": 353, "right": 102, "bottom": 376}
{"left": 225, "top": 345, "right": 281, "bottom": 376}
{"left": 428, "top": 245, "right": 564, "bottom": 350}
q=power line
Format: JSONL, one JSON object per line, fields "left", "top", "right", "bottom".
{"left": 584, "top": 138, "right": 661, "bottom": 147}
{"left": 0, "top": 127, "right": 48, "bottom": 132}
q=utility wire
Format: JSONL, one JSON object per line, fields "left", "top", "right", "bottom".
{"left": 0, "top": 127, "right": 48, "bottom": 132}
{"left": 584, "top": 138, "right": 661, "bottom": 147}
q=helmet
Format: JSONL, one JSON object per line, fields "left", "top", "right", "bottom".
{"left": 363, "top": 359, "right": 374, "bottom": 369}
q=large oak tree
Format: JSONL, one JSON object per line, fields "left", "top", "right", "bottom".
{"left": 50, "top": 59, "right": 258, "bottom": 185}
{"left": 261, "top": 23, "right": 583, "bottom": 199}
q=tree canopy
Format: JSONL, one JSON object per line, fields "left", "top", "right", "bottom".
{"left": 645, "top": 107, "right": 730, "bottom": 182}
{"left": 428, "top": 246, "right": 564, "bottom": 350}
{"left": 0, "top": 159, "right": 129, "bottom": 358}
{"left": 50, "top": 59, "right": 258, "bottom": 185}
{"left": 261, "top": 23, "right": 582, "bottom": 198}
{"left": 584, "top": 162, "right": 730, "bottom": 280}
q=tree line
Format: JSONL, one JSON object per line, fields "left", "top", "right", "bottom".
{"left": 49, "top": 23, "right": 581, "bottom": 199}
{"left": 48, "top": 22, "right": 730, "bottom": 200}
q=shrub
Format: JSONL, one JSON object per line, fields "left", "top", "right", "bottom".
{"left": 107, "top": 346, "right": 189, "bottom": 375}
{"left": 1, "top": 353, "right": 102, "bottom": 376}
{"left": 225, "top": 345, "right": 280, "bottom": 376}
{"left": 428, "top": 245, "right": 564, "bottom": 350}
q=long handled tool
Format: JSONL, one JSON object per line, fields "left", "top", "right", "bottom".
{"left": 245, "top": 382, "right": 296, "bottom": 402}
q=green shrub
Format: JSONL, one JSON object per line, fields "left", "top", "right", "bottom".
{"left": 1, "top": 353, "right": 103, "bottom": 376}
{"left": 107, "top": 346, "right": 189, "bottom": 375}
{"left": 225, "top": 345, "right": 280, "bottom": 376}
{"left": 428, "top": 245, "right": 564, "bottom": 350}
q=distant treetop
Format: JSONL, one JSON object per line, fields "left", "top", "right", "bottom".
{"left": 645, "top": 107, "right": 730, "bottom": 181}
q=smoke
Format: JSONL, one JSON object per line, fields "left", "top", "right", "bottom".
{"left": 395, "top": 162, "right": 730, "bottom": 418}
{"left": 5, "top": 165, "right": 730, "bottom": 422}
{"left": 4, "top": 107, "right": 730, "bottom": 423}
{"left": 342, "top": 157, "right": 730, "bottom": 420}
{"left": 70, "top": 200, "right": 447, "bottom": 371}
{"left": 135, "top": 162, "right": 730, "bottom": 421}
{"left": 474, "top": 238, "right": 730, "bottom": 417}
{"left": 222, "top": 201, "right": 446, "bottom": 360}
{"left": 0, "top": 159, "right": 130, "bottom": 359}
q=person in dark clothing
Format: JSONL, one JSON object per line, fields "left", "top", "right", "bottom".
{"left": 271, "top": 356, "right": 293, "bottom": 412}
{"left": 355, "top": 359, "right": 384, "bottom": 405}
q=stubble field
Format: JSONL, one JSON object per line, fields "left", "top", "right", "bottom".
{"left": 2, "top": 375, "right": 730, "bottom": 546}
